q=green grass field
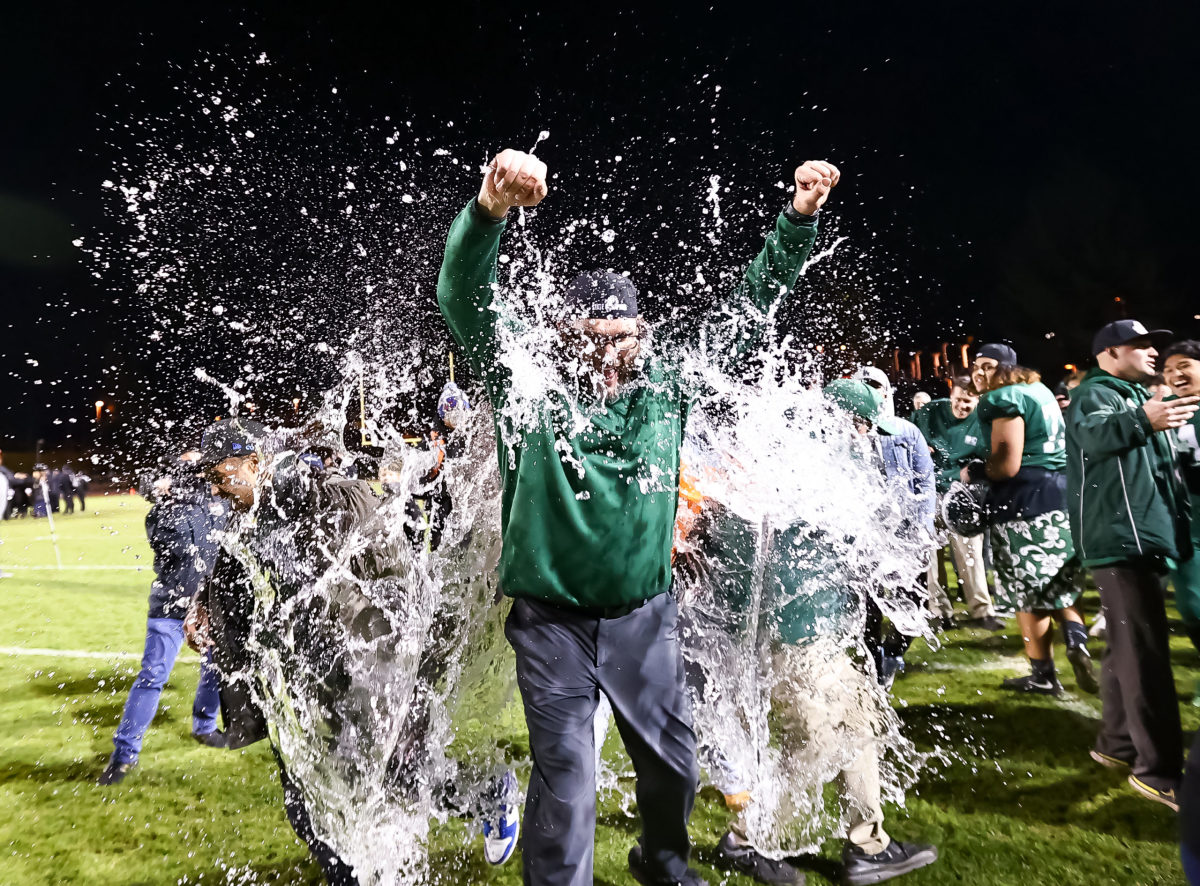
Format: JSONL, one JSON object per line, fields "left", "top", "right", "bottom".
{"left": 1, "top": 496, "right": 1195, "bottom": 885}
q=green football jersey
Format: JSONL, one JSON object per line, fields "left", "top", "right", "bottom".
{"left": 977, "top": 381, "right": 1066, "bottom": 472}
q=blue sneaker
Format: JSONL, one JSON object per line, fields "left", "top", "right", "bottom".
{"left": 482, "top": 770, "right": 519, "bottom": 865}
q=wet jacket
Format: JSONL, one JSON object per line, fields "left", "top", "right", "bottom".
{"left": 197, "top": 456, "right": 388, "bottom": 750}
{"left": 1065, "top": 368, "right": 1192, "bottom": 566}
{"left": 877, "top": 417, "right": 937, "bottom": 535}
{"left": 684, "top": 504, "right": 853, "bottom": 647}
{"left": 437, "top": 198, "right": 819, "bottom": 611}
{"left": 146, "top": 483, "right": 229, "bottom": 620}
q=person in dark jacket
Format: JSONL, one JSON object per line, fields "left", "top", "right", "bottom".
{"left": 30, "top": 464, "right": 49, "bottom": 518}
{"left": 98, "top": 450, "right": 230, "bottom": 786}
{"left": 185, "top": 417, "right": 515, "bottom": 884}
{"left": 57, "top": 465, "right": 77, "bottom": 514}
{"left": 1065, "top": 320, "right": 1197, "bottom": 810}
{"left": 0, "top": 450, "right": 14, "bottom": 520}
{"left": 73, "top": 469, "right": 90, "bottom": 511}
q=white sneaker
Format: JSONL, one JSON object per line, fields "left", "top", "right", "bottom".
{"left": 482, "top": 770, "right": 520, "bottom": 865}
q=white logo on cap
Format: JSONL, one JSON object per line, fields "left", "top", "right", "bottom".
{"left": 1130, "top": 321, "right": 1148, "bottom": 335}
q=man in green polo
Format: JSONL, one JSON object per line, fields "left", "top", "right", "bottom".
{"left": 437, "top": 146, "right": 839, "bottom": 886}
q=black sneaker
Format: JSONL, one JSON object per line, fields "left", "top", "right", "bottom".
{"left": 714, "top": 831, "right": 806, "bottom": 884}
{"left": 1066, "top": 645, "right": 1099, "bottom": 694}
{"left": 192, "top": 729, "right": 230, "bottom": 749}
{"left": 842, "top": 840, "right": 937, "bottom": 885}
{"left": 98, "top": 758, "right": 136, "bottom": 785}
{"left": 936, "top": 615, "right": 958, "bottom": 633}
{"left": 1128, "top": 774, "right": 1180, "bottom": 812}
{"left": 1000, "top": 673, "right": 1062, "bottom": 696}
{"left": 969, "top": 615, "right": 1006, "bottom": 632}
{"left": 628, "top": 845, "right": 709, "bottom": 886}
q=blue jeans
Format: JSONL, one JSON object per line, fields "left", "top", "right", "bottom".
{"left": 112, "top": 617, "right": 222, "bottom": 764}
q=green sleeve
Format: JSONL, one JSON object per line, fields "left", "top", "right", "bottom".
{"left": 977, "top": 388, "right": 1022, "bottom": 423}
{"left": 436, "top": 200, "right": 510, "bottom": 405}
{"left": 1068, "top": 385, "right": 1153, "bottom": 457}
{"left": 911, "top": 402, "right": 935, "bottom": 442}
{"left": 690, "top": 210, "right": 819, "bottom": 375}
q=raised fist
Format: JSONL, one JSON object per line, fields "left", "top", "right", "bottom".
{"left": 478, "top": 149, "right": 549, "bottom": 219}
{"left": 792, "top": 160, "right": 841, "bottom": 216}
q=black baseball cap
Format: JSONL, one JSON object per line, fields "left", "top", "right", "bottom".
{"left": 198, "top": 417, "right": 269, "bottom": 468}
{"left": 563, "top": 271, "right": 639, "bottom": 319}
{"left": 1092, "top": 319, "right": 1172, "bottom": 355}
{"left": 976, "top": 343, "right": 1018, "bottom": 365}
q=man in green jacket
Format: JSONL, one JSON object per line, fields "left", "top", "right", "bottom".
{"left": 1065, "top": 319, "right": 1198, "bottom": 810}
{"left": 437, "top": 147, "right": 838, "bottom": 886}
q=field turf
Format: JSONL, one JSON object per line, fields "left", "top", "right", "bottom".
{"left": 0, "top": 496, "right": 1194, "bottom": 885}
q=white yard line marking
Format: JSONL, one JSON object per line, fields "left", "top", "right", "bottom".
{"left": 0, "top": 564, "right": 147, "bottom": 571}
{"left": 0, "top": 645, "right": 198, "bottom": 663}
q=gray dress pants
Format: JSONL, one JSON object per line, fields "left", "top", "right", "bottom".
{"left": 505, "top": 593, "right": 699, "bottom": 886}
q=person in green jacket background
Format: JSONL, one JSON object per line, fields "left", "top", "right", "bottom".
{"left": 674, "top": 382, "right": 937, "bottom": 886}
{"left": 967, "top": 344, "right": 1096, "bottom": 697}
{"left": 437, "top": 145, "right": 839, "bottom": 886}
{"left": 911, "top": 375, "right": 1000, "bottom": 630}
{"left": 1066, "top": 320, "right": 1197, "bottom": 811}
{"left": 1163, "top": 340, "right": 1200, "bottom": 652}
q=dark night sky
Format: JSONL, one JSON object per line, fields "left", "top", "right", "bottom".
{"left": 3, "top": 2, "right": 1199, "bottom": 459}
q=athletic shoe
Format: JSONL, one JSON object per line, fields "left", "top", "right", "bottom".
{"left": 1089, "top": 749, "right": 1131, "bottom": 770}
{"left": 1066, "top": 645, "right": 1099, "bottom": 694}
{"left": 98, "top": 758, "right": 136, "bottom": 786}
{"left": 628, "top": 845, "right": 709, "bottom": 885}
{"left": 714, "top": 831, "right": 806, "bottom": 884}
{"left": 481, "top": 770, "right": 520, "bottom": 865}
{"left": 936, "top": 615, "right": 958, "bottom": 633}
{"left": 1128, "top": 775, "right": 1179, "bottom": 812}
{"left": 192, "top": 730, "right": 230, "bottom": 749}
{"left": 841, "top": 839, "right": 938, "bottom": 884}
{"left": 964, "top": 614, "right": 1003, "bottom": 629}
{"left": 1000, "top": 673, "right": 1062, "bottom": 696}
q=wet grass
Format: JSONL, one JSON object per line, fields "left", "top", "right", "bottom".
{"left": 0, "top": 497, "right": 1195, "bottom": 884}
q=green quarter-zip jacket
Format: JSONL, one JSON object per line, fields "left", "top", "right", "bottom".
{"left": 912, "top": 398, "right": 987, "bottom": 493}
{"left": 1065, "top": 367, "right": 1192, "bottom": 566}
{"left": 437, "top": 199, "right": 818, "bottom": 610}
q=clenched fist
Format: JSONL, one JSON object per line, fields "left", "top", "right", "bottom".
{"left": 792, "top": 160, "right": 840, "bottom": 216}
{"left": 478, "top": 149, "right": 548, "bottom": 219}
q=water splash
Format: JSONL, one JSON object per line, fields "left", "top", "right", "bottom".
{"left": 85, "top": 51, "right": 935, "bottom": 882}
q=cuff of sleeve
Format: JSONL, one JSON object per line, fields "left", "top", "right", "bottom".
{"left": 471, "top": 198, "right": 508, "bottom": 225}
{"left": 782, "top": 202, "right": 818, "bottom": 227}
{"left": 1134, "top": 405, "right": 1154, "bottom": 439}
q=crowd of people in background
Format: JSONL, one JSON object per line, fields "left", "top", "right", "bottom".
{"left": 0, "top": 450, "right": 90, "bottom": 519}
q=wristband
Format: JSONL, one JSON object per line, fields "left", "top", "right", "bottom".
{"left": 783, "top": 202, "right": 818, "bottom": 227}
